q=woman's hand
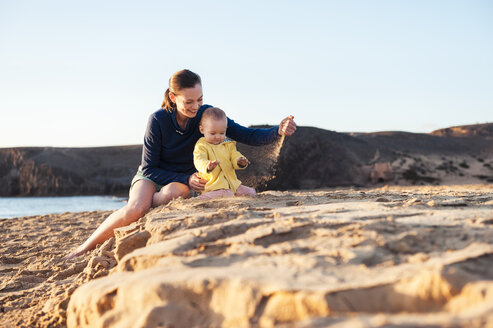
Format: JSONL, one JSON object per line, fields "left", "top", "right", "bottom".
{"left": 188, "top": 172, "right": 207, "bottom": 192}
{"left": 278, "top": 115, "right": 297, "bottom": 136}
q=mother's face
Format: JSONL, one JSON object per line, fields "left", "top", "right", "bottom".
{"left": 170, "top": 83, "right": 203, "bottom": 119}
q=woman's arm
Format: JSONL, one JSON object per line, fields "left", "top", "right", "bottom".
{"left": 140, "top": 113, "right": 190, "bottom": 185}
{"left": 226, "top": 118, "right": 279, "bottom": 146}
{"left": 226, "top": 116, "right": 296, "bottom": 146}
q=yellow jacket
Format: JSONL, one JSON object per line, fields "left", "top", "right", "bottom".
{"left": 193, "top": 137, "right": 247, "bottom": 193}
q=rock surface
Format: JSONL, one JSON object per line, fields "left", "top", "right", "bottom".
{"left": 63, "top": 185, "right": 493, "bottom": 328}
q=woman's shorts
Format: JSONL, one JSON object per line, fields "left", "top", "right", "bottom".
{"left": 129, "top": 171, "right": 200, "bottom": 198}
{"left": 130, "top": 171, "right": 164, "bottom": 193}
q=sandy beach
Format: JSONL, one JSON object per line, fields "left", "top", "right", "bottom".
{"left": 1, "top": 184, "right": 493, "bottom": 327}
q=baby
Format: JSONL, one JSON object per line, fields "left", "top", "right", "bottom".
{"left": 193, "top": 107, "right": 256, "bottom": 199}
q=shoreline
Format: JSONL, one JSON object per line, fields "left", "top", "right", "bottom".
{"left": 1, "top": 185, "right": 493, "bottom": 327}
{"left": 0, "top": 195, "right": 127, "bottom": 220}
{"left": 2, "top": 181, "right": 489, "bottom": 219}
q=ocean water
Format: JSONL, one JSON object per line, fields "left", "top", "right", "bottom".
{"left": 0, "top": 196, "right": 127, "bottom": 219}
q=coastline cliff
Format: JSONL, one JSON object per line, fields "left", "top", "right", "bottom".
{"left": 0, "top": 123, "right": 492, "bottom": 197}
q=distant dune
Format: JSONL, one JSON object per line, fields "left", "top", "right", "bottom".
{"left": 0, "top": 123, "right": 492, "bottom": 197}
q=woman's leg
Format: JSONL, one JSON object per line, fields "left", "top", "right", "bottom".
{"left": 152, "top": 182, "right": 190, "bottom": 207}
{"left": 235, "top": 185, "right": 256, "bottom": 197}
{"left": 196, "top": 189, "right": 234, "bottom": 200}
{"left": 66, "top": 179, "right": 155, "bottom": 259}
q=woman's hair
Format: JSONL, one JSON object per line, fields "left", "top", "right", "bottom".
{"left": 201, "top": 107, "right": 226, "bottom": 124}
{"left": 161, "top": 69, "right": 202, "bottom": 112}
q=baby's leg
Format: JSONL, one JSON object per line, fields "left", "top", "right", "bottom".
{"left": 197, "top": 189, "right": 234, "bottom": 200}
{"left": 235, "top": 185, "right": 256, "bottom": 197}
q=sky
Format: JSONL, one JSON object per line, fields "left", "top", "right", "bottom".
{"left": 0, "top": 0, "right": 492, "bottom": 148}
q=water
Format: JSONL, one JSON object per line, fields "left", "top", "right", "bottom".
{"left": 0, "top": 196, "right": 127, "bottom": 219}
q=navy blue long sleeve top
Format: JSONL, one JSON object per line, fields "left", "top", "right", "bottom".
{"left": 139, "top": 105, "right": 280, "bottom": 186}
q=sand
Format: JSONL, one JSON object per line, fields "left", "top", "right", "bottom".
{"left": 1, "top": 185, "right": 493, "bottom": 327}
{"left": 0, "top": 211, "right": 112, "bottom": 327}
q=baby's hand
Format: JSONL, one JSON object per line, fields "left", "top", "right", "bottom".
{"left": 207, "top": 160, "right": 220, "bottom": 172}
{"left": 237, "top": 157, "right": 250, "bottom": 168}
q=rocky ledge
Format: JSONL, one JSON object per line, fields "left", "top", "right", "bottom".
{"left": 64, "top": 185, "right": 493, "bottom": 327}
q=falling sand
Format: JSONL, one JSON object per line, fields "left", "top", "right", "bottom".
{"left": 236, "top": 116, "right": 294, "bottom": 191}
{"left": 238, "top": 134, "right": 286, "bottom": 190}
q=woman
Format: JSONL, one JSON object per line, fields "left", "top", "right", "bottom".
{"left": 67, "top": 69, "right": 296, "bottom": 258}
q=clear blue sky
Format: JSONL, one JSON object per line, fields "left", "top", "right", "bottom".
{"left": 1, "top": 0, "right": 492, "bottom": 147}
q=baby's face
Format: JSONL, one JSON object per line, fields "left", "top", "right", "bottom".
{"left": 200, "top": 117, "right": 227, "bottom": 145}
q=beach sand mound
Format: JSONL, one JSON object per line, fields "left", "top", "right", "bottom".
{"left": 2, "top": 185, "right": 493, "bottom": 327}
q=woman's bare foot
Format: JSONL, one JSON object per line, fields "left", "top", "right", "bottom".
{"left": 64, "top": 180, "right": 155, "bottom": 260}
{"left": 65, "top": 246, "right": 87, "bottom": 259}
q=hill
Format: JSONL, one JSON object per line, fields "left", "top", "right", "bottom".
{"left": 0, "top": 146, "right": 141, "bottom": 196}
{"left": 0, "top": 123, "right": 492, "bottom": 196}
{"left": 430, "top": 123, "right": 493, "bottom": 137}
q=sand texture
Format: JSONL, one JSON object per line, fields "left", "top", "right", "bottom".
{"left": 1, "top": 185, "right": 493, "bottom": 327}
{"left": 0, "top": 211, "right": 114, "bottom": 327}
